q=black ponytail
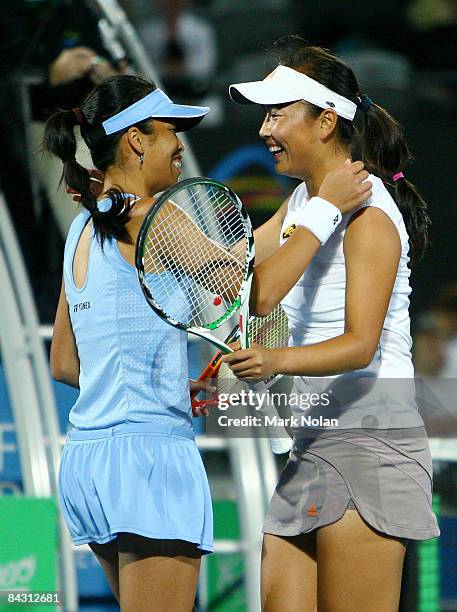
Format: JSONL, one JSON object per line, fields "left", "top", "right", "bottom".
{"left": 43, "top": 75, "right": 156, "bottom": 246}
{"left": 360, "top": 104, "right": 430, "bottom": 262}
{"left": 43, "top": 108, "right": 108, "bottom": 233}
{"left": 390, "top": 175, "right": 430, "bottom": 263}
{"left": 270, "top": 35, "right": 430, "bottom": 263}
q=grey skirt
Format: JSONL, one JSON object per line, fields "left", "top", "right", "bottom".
{"left": 264, "top": 427, "right": 440, "bottom": 541}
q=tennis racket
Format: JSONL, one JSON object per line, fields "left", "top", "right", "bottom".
{"left": 135, "top": 177, "right": 291, "bottom": 453}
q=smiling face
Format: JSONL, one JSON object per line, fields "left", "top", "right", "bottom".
{"left": 259, "top": 100, "right": 322, "bottom": 181}
{"left": 142, "top": 119, "right": 185, "bottom": 194}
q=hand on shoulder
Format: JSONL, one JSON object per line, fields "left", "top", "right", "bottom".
{"left": 318, "top": 160, "right": 372, "bottom": 215}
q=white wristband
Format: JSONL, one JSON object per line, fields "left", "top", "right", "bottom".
{"left": 295, "top": 197, "right": 342, "bottom": 245}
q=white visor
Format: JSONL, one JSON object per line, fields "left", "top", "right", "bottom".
{"left": 229, "top": 65, "right": 357, "bottom": 121}
{"left": 102, "top": 89, "right": 210, "bottom": 135}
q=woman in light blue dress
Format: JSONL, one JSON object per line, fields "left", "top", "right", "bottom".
{"left": 45, "top": 75, "right": 212, "bottom": 611}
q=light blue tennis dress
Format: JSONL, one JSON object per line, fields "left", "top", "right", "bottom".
{"left": 58, "top": 205, "right": 213, "bottom": 551}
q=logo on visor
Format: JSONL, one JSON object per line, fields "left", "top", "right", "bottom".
{"left": 326, "top": 101, "right": 336, "bottom": 108}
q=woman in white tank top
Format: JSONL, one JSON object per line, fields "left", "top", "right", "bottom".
{"left": 226, "top": 36, "right": 438, "bottom": 611}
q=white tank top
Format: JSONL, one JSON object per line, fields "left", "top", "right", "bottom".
{"left": 279, "top": 175, "right": 423, "bottom": 429}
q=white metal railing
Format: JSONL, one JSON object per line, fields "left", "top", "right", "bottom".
{"left": 429, "top": 438, "right": 457, "bottom": 462}
{"left": 0, "top": 191, "right": 78, "bottom": 611}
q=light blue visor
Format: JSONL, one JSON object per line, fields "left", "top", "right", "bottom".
{"left": 102, "top": 89, "right": 210, "bottom": 134}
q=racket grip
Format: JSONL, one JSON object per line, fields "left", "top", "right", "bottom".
{"left": 190, "top": 352, "right": 222, "bottom": 400}
{"left": 191, "top": 397, "right": 220, "bottom": 409}
{"left": 269, "top": 436, "right": 293, "bottom": 455}
{"left": 250, "top": 382, "right": 292, "bottom": 455}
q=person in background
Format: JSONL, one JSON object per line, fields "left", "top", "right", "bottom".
{"left": 136, "top": 0, "right": 217, "bottom": 102}
{"left": 0, "top": 0, "right": 127, "bottom": 322}
{"left": 413, "top": 284, "right": 457, "bottom": 377}
{"left": 0, "top": 0, "right": 123, "bottom": 239}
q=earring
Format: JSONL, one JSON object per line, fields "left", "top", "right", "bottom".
{"left": 139, "top": 153, "right": 144, "bottom": 169}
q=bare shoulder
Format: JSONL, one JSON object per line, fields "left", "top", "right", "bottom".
{"left": 344, "top": 205, "right": 401, "bottom": 259}
{"left": 346, "top": 205, "right": 398, "bottom": 236}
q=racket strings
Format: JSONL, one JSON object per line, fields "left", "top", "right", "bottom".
{"left": 189, "top": 187, "right": 246, "bottom": 259}
{"left": 147, "top": 206, "right": 243, "bottom": 323}
{"left": 142, "top": 185, "right": 249, "bottom": 327}
{"left": 217, "top": 305, "right": 290, "bottom": 396}
{"left": 250, "top": 306, "right": 290, "bottom": 349}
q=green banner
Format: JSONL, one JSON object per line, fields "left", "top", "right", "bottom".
{"left": 0, "top": 498, "right": 59, "bottom": 611}
{"left": 207, "top": 499, "right": 246, "bottom": 611}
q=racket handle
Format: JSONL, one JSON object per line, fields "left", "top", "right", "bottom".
{"left": 192, "top": 397, "right": 220, "bottom": 409}
{"left": 250, "top": 382, "right": 293, "bottom": 455}
{"left": 190, "top": 351, "right": 222, "bottom": 401}
{"left": 269, "top": 436, "right": 293, "bottom": 455}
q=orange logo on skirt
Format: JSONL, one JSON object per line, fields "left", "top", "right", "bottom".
{"left": 307, "top": 503, "right": 319, "bottom": 517}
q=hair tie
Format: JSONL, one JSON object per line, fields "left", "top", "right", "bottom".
{"left": 357, "top": 94, "right": 373, "bottom": 113}
{"left": 72, "top": 107, "right": 84, "bottom": 125}
{"left": 392, "top": 171, "right": 405, "bottom": 181}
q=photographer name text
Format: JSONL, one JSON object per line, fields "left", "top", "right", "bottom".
{"left": 218, "top": 414, "right": 338, "bottom": 428}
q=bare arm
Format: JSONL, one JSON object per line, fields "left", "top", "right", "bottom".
{"left": 50, "top": 278, "right": 80, "bottom": 388}
{"left": 49, "top": 47, "right": 117, "bottom": 87}
{"left": 224, "top": 206, "right": 401, "bottom": 379}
